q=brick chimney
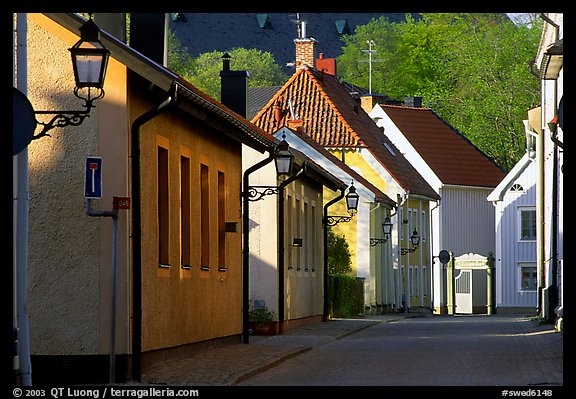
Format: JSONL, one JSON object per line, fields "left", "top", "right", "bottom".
{"left": 360, "top": 94, "right": 389, "bottom": 114}
{"left": 220, "top": 53, "right": 250, "bottom": 118}
{"left": 294, "top": 37, "right": 318, "bottom": 69}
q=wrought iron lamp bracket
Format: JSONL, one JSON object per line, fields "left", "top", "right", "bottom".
{"left": 401, "top": 246, "right": 417, "bottom": 255}
{"left": 370, "top": 237, "right": 389, "bottom": 246}
{"left": 246, "top": 185, "right": 280, "bottom": 202}
{"left": 325, "top": 215, "right": 353, "bottom": 226}
{"left": 33, "top": 87, "right": 105, "bottom": 141}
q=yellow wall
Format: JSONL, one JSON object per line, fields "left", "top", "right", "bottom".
{"left": 131, "top": 79, "right": 243, "bottom": 352}
{"left": 328, "top": 149, "right": 432, "bottom": 309}
{"left": 322, "top": 186, "right": 357, "bottom": 277}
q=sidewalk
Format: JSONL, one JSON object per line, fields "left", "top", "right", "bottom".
{"left": 140, "top": 314, "right": 407, "bottom": 386}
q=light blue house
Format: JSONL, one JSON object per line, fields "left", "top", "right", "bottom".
{"left": 487, "top": 135, "right": 538, "bottom": 313}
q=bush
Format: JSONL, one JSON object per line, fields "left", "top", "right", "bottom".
{"left": 327, "top": 227, "right": 352, "bottom": 275}
{"left": 327, "top": 275, "right": 364, "bottom": 318}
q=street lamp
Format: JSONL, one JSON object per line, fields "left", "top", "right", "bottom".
{"left": 274, "top": 134, "right": 294, "bottom": 176}
{"left": 246, "top": 135, "right": 294, "bottom": 201}
{"left": 325, "top": 183, "right": 360, "bottom": 226}
{"left": 370, "top": 216, "right": 393, "bottom": 246}
{"left": 401, "top": 229, "right": 420, "bottom": 255}
{"left": 33, "top": 16, "right": 110, "bottom": 141}
{"left": 345, "top": 184, "right": 359, "bottom": 214}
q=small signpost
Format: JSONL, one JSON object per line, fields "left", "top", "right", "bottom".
{"left": 83, "top": 156, "right": 130, "bottom": 383}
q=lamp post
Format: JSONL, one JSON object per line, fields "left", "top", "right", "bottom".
{"left": 33, "top": 16, "right": 110, "bottom": 141}
{"left": 322, "top": 183, "right": 360, "bottom": 321}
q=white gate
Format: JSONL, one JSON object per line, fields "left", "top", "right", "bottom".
{"left": 454, "top": 269, "right": 473, "bottom": 314}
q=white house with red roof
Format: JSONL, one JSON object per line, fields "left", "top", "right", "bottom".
{"left": 368, "top": 100, "right": 506, "bottom": 314}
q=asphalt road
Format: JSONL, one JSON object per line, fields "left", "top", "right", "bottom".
{"left": 237, "top": 314, "right": 563, "bottom": 388}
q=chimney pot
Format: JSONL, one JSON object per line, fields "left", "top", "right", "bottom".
{"left": 222, "top": 53, "right": 231, "bottom": 71}
{"left": 404, "top": 96, "right": 423, "bottom": 108}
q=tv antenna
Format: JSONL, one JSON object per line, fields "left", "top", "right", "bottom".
{"left": 360, "top": 40, "right": 383, "bottom": 94}
{"left": 290, "top": 13, "right": 308, "bottom": 38}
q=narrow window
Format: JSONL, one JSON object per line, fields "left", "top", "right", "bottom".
{"left": 180, "top": 155, "right": 191, "bottom": 268}
{"left": 296, "top": 198, "right": 301, "bottom": 271}
{"left": 158, "top": 146, "right": 170, "bottom": 266}
{"left": 420, "top": 210, "right": 427, "bottom": 243}
{"left": 311, "top": 205, "right": 316, "bottom": 272}
{"left": 519, "top": 263, "right": 537, "bottom": 291}
{"left": 200, "top": 163, "right": 210, "bottom": 269}
{"left": 218, "top": 171, "right": 226, "bottom": 270}
{"left": 423, "top": 265, "right": 428, "bottom": 297}
{"left": 519, "top": 208, "right": 536, "bottom": 241}
{"left": 304, "top": 201, "right": 309, "bottom": 271}
{"left": 286, "top": 194, "right": 293, "bottom": 269}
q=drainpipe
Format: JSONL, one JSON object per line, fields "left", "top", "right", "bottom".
{"left": 130, "top": 84, "right": 176, "bottom": 382}
{"left": 322, "top": 188, "right": 346, "bottom": 322}
{"left": 277, "top": 164, "right": 306, "bottom": 334}
{"left": 242, "top": 151, "right": 275, "bottom": 344}
{"left": 14, "top": 12, "right": 32, "bottom": 386}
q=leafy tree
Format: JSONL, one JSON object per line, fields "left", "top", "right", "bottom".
{"left": 168, "top": 31, "right": 288, "bottom": 100}
{"left": 337, "top": 13, "right": 542, "bottom": 171}
{"left": 327, "top": 227, "right": 352, "bottom": 276}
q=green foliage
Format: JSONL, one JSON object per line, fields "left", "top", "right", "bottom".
{"left": 327, "top": 227, "right": 352, "bottom": 276}
{"left": 337, "top": 13, "right": 542, "bottom": 171}
{"left": 327, "top": 275, "right": 364, "bottom": 318}
{"left": 248, "top": 304, "right": 274, "bottom": 325}
{"left": 168, "top": 31, "right": 288, "bottom": 100}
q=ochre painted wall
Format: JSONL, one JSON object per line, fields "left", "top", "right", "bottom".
{"left": 131, "top": 83, "right": 244, "bottom": 352}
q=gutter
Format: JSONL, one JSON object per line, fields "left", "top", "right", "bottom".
{"left": 130, "top": 84, "right": 177, "bottom": 382}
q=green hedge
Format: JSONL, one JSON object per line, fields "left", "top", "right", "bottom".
{"left": 327, "top": 275, "right": 364, "bottom": 318}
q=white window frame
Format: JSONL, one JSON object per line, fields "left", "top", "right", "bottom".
{"left": 517, "top": 262, "right": 537, "bottom": 292}
{"left": 420, "top": 209, "right": 427, "bottom": 243}
{"left": 517, "top": 206, "right": 536, "bottom": 242}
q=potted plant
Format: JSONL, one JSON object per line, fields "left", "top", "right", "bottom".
{"left": 248, "top": 305, "right": 277, "bottom": 336}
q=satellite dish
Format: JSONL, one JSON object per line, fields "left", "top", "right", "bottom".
{"left": 13, "top": 87, "right": 37, "bottom": 155}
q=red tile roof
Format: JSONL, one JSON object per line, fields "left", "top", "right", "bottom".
{"left": 381, "top": 105, "right": 506, "bottom": 188}
{"left": 252, "top": 67, "right": 439, "bottom": 200}
{"left": 276, "top": 127, "right": 396, "bottom": 207}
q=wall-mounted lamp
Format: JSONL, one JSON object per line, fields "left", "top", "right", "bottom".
{"left": 33, "top": 16, "right": 110, "bottom": 141}
{"left": 274, "top": 134, "right": 294, "bottom": 176}
{"left": 345, "top": 183, "right": 359, "bottom": 214}
{"left": 401, "top": 229, "right": 420, "bottom": 255}
{"left": 292, "top": 238, "right": 303, "bottom": 247}
{"left": 370, "top": 216, "right": 393, "bottom": 246}
{"left": 325, "top": 183, "right": 360, "bottom": 226}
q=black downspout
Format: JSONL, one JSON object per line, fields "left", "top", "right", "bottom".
{"left": 130, "top": 84, "right": 176, "bottom": 382}
{"left": 242, "top": 151, "right": 275, "bottom": 344}
{"left": 322, "top": 189, "right": 346, "bottom": 322}
{"left": 277, "top": 165, "right": 306, "bottom": 334}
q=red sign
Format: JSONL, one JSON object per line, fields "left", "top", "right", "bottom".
{"left": 113, "top": 197, "right": 131, "bottom": 210}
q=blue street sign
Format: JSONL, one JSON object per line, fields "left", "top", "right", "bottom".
{"left": 85, "top": 157, "right": 103, "bottom": 199}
